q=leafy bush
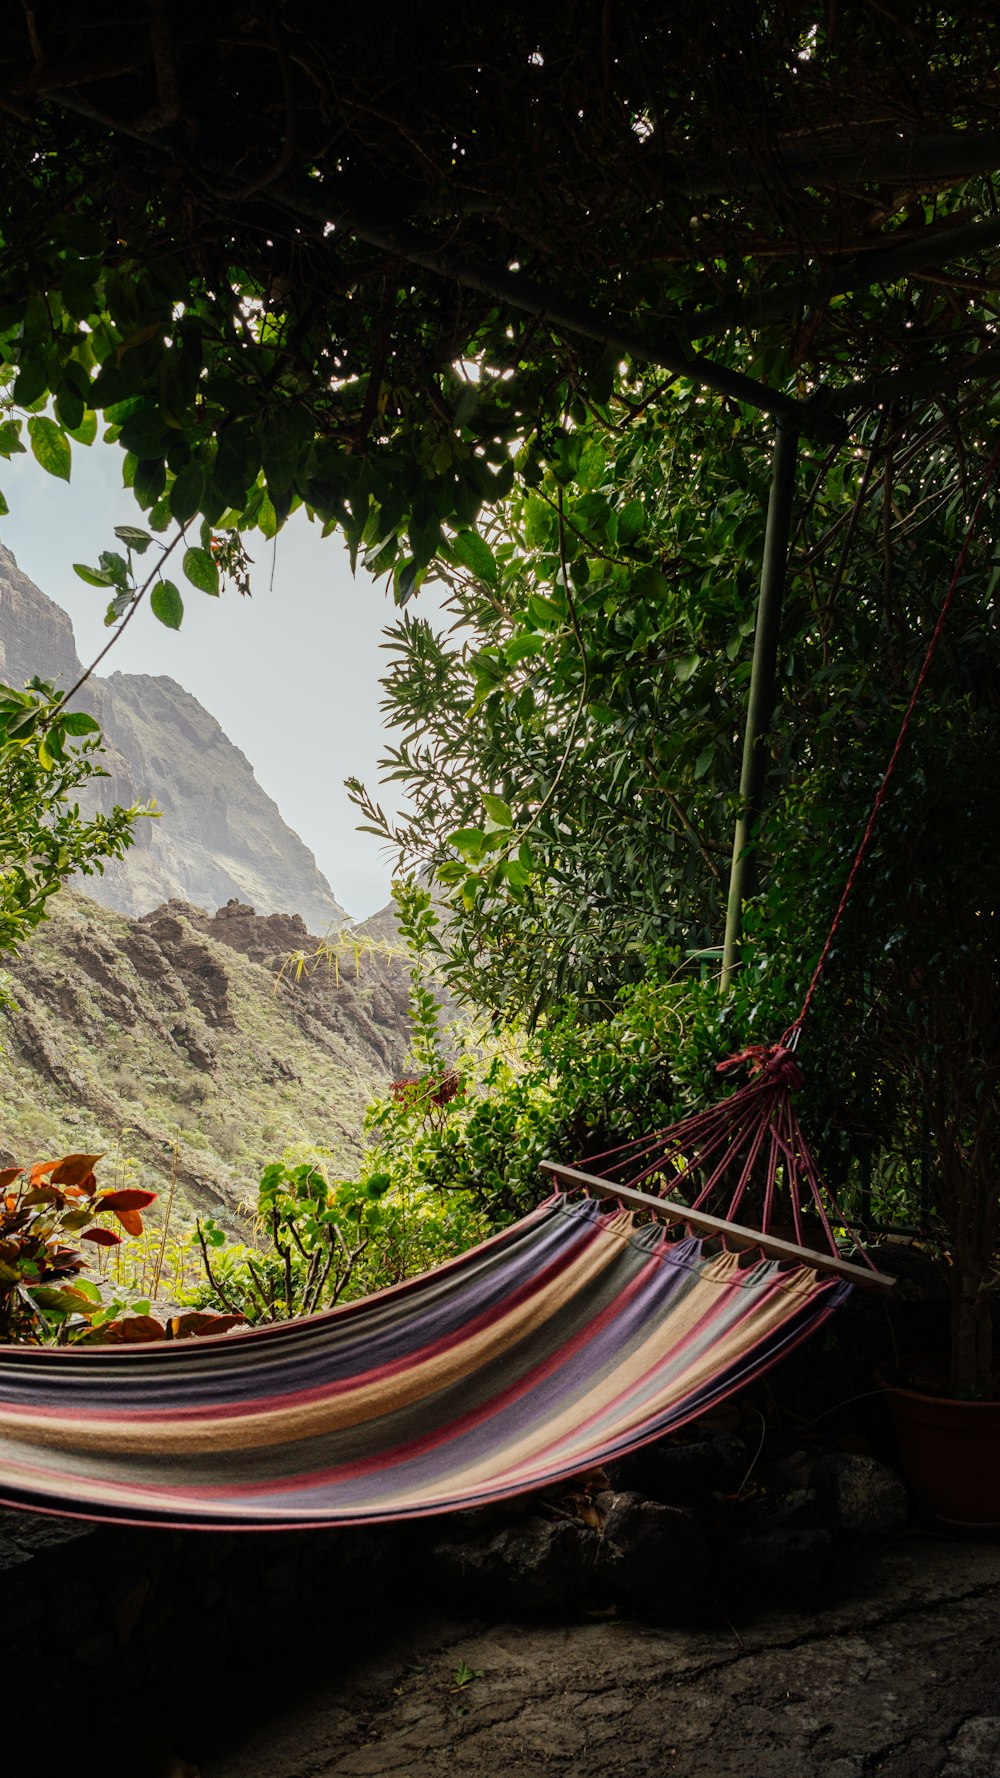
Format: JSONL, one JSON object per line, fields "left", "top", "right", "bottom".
{"left": 0, "top": 678, "right": 145, "bottom": 962}
{"left": 0, "top": 1151, "right": 156, "bottom": 1340}
{"left": 191, "top": 1154, "right": 486, "bottom": 1323}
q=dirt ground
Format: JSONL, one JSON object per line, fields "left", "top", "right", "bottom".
{"left": 199, "top": 1536, "right": 1000, "bottom": 1778}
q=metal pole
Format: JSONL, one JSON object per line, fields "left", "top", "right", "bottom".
{"left": 721, "top": 417, "right": 800, "bottom": 988}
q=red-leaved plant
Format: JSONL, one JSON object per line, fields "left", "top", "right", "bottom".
{"left": 0, "top": 1153, "right": 243, "bottom": 1343}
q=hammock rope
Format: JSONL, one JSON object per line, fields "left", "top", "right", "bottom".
{"left": 787, "top": 435, "right": 1000, "bottom": 1043}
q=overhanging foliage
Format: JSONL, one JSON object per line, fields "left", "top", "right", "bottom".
{"left": 2, "top": 4, "right": 1000, "bottom": 600}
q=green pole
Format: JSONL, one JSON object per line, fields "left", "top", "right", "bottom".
{"left": 721, "top": 417, "right": 799, "bottom": 988}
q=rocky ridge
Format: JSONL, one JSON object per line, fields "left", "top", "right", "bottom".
{"left": 0, "top": 543, "right": 348, "bottom": 931}
{"left": 0, "top": 889, "right": 410, "bottom": 1215}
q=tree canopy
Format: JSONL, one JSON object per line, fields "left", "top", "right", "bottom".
{"left": 2, "top": 3, "right": 1000, "bottom": 600}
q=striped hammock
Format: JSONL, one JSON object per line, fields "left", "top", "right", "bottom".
{"left": 0, "top": 1193, "right": 848, "bottom": 1530}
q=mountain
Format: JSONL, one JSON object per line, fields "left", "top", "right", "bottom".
{"left": 0, "top": 891, "right": 410, "bottom": 1217}
{"left": 0, "top": 544, "right": 347, "bottom": 932}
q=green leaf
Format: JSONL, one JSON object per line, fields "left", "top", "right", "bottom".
{"left": 0, "top": 489, "right": 7, "bottom": 517}
{"left": 505, "top": 634, "right": 544, "bottom": 664}
{"left": 483, "top": 794, "right": 513, "bottom": 827}
{"left": 182, "top": 546, "right": 219, "bottom": 595}
{"left": 257, "top": 491, "right": 279, "bottom": 539}
{"left": 0, "top": 419, "right": 24, "bottom": 457}
{"left": 114, "top": 524, "right": 153, "bottom": 553}
{"left": 674, "top": 652, "right": 701, "bottom": 683}
{"left": 632, "top": 565, "right": 670, "bottom": 601}
{"left": 59, "top": 711, "right": 101, "bottom": 736}
{"left": 54, "top": 383, "right": 85, "bottom": 432}
{"left": 150, "top": 578, "right": 184, "bottom": 629}
{"left": 67, "top": 410, "right": 98, "bottom": 446}
{"left": 98, "top": 550, "right": 130, "bottom": 588}
{"left": 449, "top": 827, "right": 487, "bottom": 860}
{"left": 73, "top": 563, "right": 115, "bottom": 588}
{"left": 617, "top": 498, "right": 645, "bottom": 545}
{"left": 395, "top": 559, "right": 420, "bottom": 605}
{"left": 134, "top": 456, "right": 166, "bottom": 508}
{"left": 453, "top": 530, "right": 498, "bottom": 585}
{"left": 527, "top": 593, "right": 565, "bottom": 629}
{"left": 27, "top": 415, "right": 72, "bottom": 482}
{"left": 169, "top": 460, "right": 206, "bottom": 524}
{"left": 12, "top": 358, "right": 49, "bottom": 408}
{"left": 435, "top": 860, "right": 467, "bottom": 885}
{"left": 576, "top": 441, "right": 606, "bottom": 489}
{"left": 5, "top": 708, "right": 39, "bottom": 739}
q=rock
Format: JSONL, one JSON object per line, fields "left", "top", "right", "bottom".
{"left": 605, "top": 1428, "right": 747, "bottom": 1506}
{"left": 0, "top": 1506, "right": 93, "bottom": 1574}
{"left": 729, "top": 1525, "right": 834, "bottom": 1604}
{"left": 751, "top": 1448, "right": 828, "bottom": 1531}
{"left": 594, "top": 1490, "right": 707, "bottom": 1616}
{"left": 815, "top": 1453, "right": 909, "bottom": 1535}
{"left": 0, "top": 543, "right": 348, "bottom": 932}
{"left": 940, "top": 1717, "right": 1000, "bottom": 1775}
{"left": 430, "top": 1515, "right": 599, "bottom": 1613}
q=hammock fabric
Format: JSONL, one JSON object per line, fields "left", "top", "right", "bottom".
{"left": 0, "top": 1192, "right": 848, "bottom": 1530}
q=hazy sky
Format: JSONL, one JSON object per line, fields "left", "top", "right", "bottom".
{"left": 0, "top": 440, "right": 448, "bottom": 919}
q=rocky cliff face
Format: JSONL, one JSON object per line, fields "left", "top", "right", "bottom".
{"left": 0, "top": 891, "right": 411, "bottom": 1215}
{"left": 0, "top": 544, "right": 347, "bottom": 932}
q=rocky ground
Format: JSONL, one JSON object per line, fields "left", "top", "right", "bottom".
{"left": 201, "top": 1536, "right": 1000, "bottom": 1778}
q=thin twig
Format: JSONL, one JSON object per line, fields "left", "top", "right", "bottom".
{"left": 195, "top": 1218, "right": 244, "bottom": 1318}
{"left": 54, "top": 525, "right": 188, "bottom": 714}
{"left": 150, "top": 1143, "right": 178, "bottom": 1300}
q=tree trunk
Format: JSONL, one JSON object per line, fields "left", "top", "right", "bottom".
{"left": 950, "top": 1252, "right": 994, "bottom": 1399}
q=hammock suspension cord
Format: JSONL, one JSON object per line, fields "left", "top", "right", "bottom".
{"left": 786, "top": 434, "right": 1000, "bottom": 1043}
{"left": 572, "top": 438, "right": 1000, "bottom": 1279}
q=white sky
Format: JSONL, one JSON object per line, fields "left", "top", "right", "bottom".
{"left": 0, "top": 440, "right": 447, "bottom": 919}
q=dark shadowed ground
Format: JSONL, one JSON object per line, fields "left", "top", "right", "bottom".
{"left": 201, "top": 1538, "right": 1000, "bottom": 1778}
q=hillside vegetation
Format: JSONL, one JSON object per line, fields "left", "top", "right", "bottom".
{"left": 0, "top": 890, "right": 410, "bottom": 1224}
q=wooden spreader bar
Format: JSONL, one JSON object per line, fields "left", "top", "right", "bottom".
{"left": 540, "top": 1160, "right": 896, "bottom": 1294}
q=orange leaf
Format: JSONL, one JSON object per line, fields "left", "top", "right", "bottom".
{"left": 113, "top": 1208, "right": 144, "bottom": 1237}
{"left": 48, "top": 1153, "right": 105, "bottom": 1187}
{"left": 29, "top": 1159, "right": 59, "bottom": 1183}
{"left": 102, "top": 1315, "right": 165, "bottom": 1343}
{"left": 81, "top": 1227, "right": 121, "bottom": 1247}
{"left": 115, "top": 1315, "right": 166, "bottom": 1337}
{"left": 95, "top": 1189, "right": 157, "bottom": 1212}
{"left": 170, "top": 1311, "right": 247, "bottom": 1339}
{"left": 0, "top": 1168, "right": 23, "bottom": 1190}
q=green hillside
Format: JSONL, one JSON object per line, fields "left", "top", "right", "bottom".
{"left": 0, "top": 891, "right": 410, "bottom": 1227}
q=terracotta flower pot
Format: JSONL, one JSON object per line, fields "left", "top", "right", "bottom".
{"left": 876, "top": 1356, "right": 1000, "bottom": 1530}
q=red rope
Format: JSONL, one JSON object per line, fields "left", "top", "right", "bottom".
{"left": 575, "top": 463, "right": 999, "bottom": 1272}
{"left": 784, "top": 438, "right": 1000, "bottom": 1044}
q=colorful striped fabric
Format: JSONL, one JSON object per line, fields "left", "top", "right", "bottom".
{"left": 0, "top": 1193, "right": 849, "bottom": 1529}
